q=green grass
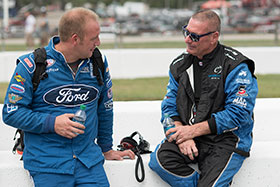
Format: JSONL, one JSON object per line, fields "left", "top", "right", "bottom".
{"left": 89, "top": 39, "right": 280, "bottom": 49}
{"left": 1, "top": 74, "right": 279, "bottom": 103}
{"left": 1, "top": 44, "right": 36, "bottom": 51}
{"left": 256, "top": 74, "right": 280, "bottom": 98}
{"left": 112, "top": 74, "right": 280, "bottom": 101}
{"left": 0, "top": 82, "right": 9, "bottom": 103}
{"left": 1, "top": 39, "right": 280, "bottom": 51}
{"left": 223, "top": 40, "right": 280, "bottom": 47}
{"left": 112, "top": 77, "right": 168, "bottom": 101}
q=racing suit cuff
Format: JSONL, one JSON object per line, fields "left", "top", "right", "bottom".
{"left": 99, "top": 143, "right": 113, "bottom": 153}
{"left": 171, "top": 116, "right": 181, "bottom": 122}
{"left": 43, "top": 114, "right": 56, "bottom": 133}
{"left": 207, "top": 117, "right": 217, "bottom": 134}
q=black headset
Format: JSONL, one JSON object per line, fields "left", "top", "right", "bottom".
{"left": 118, "top": 131, "right": 151, "bottom": 182}
{"left": 119, "top": 131, "right": 151, "bottom": 154}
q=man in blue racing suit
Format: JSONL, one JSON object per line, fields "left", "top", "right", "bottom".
{"left": 2, "top": 7, "right": 134, "bottom": 186}
{"left": 149, "top": 10, "right": 258, "bottom": 186}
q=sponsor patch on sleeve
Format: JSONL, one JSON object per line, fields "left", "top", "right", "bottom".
{"left": 10, "top": 84, "right": 25, "bottom": 93}
{"left": 8, "top": 93, "right": 22, "bottom": 104}
{"left": 107, "top": 88, "right": 113, "bottom": 99}
{"left": 236, "top": 85, "right": 248, "bottom": 97}
{"left": 24, "top": 58, "right": 33, "bottom": 68}
{"left": 104, "top": 99, "right": 113, "bottom": 110}
{"left": 14, "top": 73, "right": 26, "bottom": 85}
{"left": 232, "top": 97, "right": 247, "bottom": 108}
{"left": 18, "top": 54, "right": 36, "bottom": 73}
{"left": 6, "top": 104, "right": 18, "bottom": 113}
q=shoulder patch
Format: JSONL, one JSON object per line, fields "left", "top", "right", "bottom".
{"left": 18, "top": 53, "right": 36, "bottom": 74}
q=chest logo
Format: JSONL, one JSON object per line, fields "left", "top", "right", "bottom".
{"left": 43, "top": 84, "right": 99, "bottom": 107}
{"left": 214, "top": 66, "right": 222, "bottom": 74}
{"left": 46, "top": 59, "right": 56, "bottom": 68}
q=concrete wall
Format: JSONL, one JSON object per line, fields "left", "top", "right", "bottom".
{"left": 1, "top": 98, "right": 280, "bottom": 186}
{"left": 0, "top": 47, "right": 280, "bottom": 82}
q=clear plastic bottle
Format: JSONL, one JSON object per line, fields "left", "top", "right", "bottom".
{"left": 162, "top": 113, "right": 175, "bottom": 138}
{"left": 72, "top": 104, "right": 86, "bottom": 135}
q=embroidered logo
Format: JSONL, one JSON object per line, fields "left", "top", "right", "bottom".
{"left": 14, "top": 73, "right": 25, "bottom": 85}
{"left": 43, "top": 84, "right": 99, "bottom": 107}
{"left": 104, "top": 99, "right": 113, "bottom": 110}
{"left": 233, "top": 97, "right": 247, "bottom": 108}
{"left": 24, "top": 58, "right": 33, "bottom": 68}
{"left": 6, "top": 104, "right": 18, "bottom": 113}
{"left": 239, "top": 70, "right": 247, "bottom": 77}
{"left": 10, "top": 84, "right": 25, "bottom": 93}
{"left": 46, "top": 59, "right": 56, "bottom": 68}
{"left": 107, "top": 88, "right": 113, "bottom": 98}
{"left": 214, "top": 66, "right": 222, "bottom": 74}
{"left": 235, "top": 78, "right": 250, "bottom": 84}
{"left": 46, "top": 68, "right": 59, "bottom": 73}
{"left": 236, "top": 85, "right": 248, "bottom": 97}
{"left": 8, "top": 93, "right": 22, "bottom": 104}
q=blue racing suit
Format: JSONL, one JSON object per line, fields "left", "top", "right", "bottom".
{"left": 149, "top": 43, "right": 258, "bottom": 187}
{"left": 2, "top": 36, "right": 114, "bottom": 175}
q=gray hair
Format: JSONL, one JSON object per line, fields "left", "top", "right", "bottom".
{"left": 192, "top": 10, "right": 221, "bottom": 33}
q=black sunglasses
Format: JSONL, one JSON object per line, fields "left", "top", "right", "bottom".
{"left": 182, "top": 25, "right": 216, "bottom": 42}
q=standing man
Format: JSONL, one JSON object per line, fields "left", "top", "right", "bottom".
{"left": 149, "top": 10, "right": 258, "bottom": 186}
{"left": 3, "top": 7, "right": 134, "bottom": 186}
{"left": 24, "top": 10, "right": 36, "bottom": 50}
{"left": 38, "top": 7, "right": 50, "bottom": 47}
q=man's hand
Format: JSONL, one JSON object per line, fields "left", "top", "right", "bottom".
{"left": 167, "top": 125, "right": 195, "bottom": 143}
{"left": 54, "top": 113, "right": 85, "bottom": 139}
{"left": 166, "top": 121, "right": 211, "bottom": 144}
{"left": 103, "top": 149, "right": 135, "bottom": 160}
{"left": 178, "top": 139, "right": 198, "bottom": 160}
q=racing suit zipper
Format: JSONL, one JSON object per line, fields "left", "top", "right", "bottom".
{"left": 65, "top": 60, "right": 86, "bottom": 80}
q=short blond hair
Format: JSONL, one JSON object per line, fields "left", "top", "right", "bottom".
{"left": 58, "top": 7, "right": 99, "bottom": 42}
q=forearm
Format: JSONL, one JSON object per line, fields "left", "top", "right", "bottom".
{"left": 3, "top": 106, "right": 55, "bottom": 133}
{"left": 167, "top": 120, "right": 211, "bottom": 143}
{"left": 192, "top": 121, "right": 211, "bottom": 138}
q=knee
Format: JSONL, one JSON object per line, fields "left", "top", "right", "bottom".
{"left": 149, "top": 143, "right": 194, "bottom": 177}
{"left": 149, "top": 148, "right": 199, "bottom": 187}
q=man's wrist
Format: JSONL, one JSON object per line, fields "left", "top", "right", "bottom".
{"left": 193, "top": 121, "right": 211, "bottom": 137}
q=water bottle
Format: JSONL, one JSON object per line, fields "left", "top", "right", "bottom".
{"left": 72, "top": 104, "right": 86, "bottom": 135}
{"left": 162, "top": 113, "right": 175, "bottom": 139}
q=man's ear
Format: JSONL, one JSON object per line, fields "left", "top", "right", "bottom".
{"left": 211, "top": 31, "right": 219, "bottom": 44}
{"left": 71, "top": 33, "right": 79, "bottom": 45}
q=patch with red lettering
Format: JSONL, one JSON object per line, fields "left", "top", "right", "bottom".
{"left": 24, "top": 58, "right": 33, "bottom": 68}
{"left": 236, "top": 85, "right": 248, "bottom": 97}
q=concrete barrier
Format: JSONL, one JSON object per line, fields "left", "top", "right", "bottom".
{"left": 1, "top": 98, "right": 280, "bottom": 186}
{"left": 1, "top": 47, "right": 280, "bottom": 82}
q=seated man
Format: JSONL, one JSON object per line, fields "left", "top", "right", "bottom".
{"left": 149, "top": 10, "right": 258, "bottom": 187}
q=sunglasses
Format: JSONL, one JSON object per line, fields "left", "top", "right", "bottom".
{"left": 182, "top": 25, "right": 216, "bottom": 42}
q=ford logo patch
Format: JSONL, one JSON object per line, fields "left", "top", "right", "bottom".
{"left": 43, "top": 84, "right": 99, "bottom": 107}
